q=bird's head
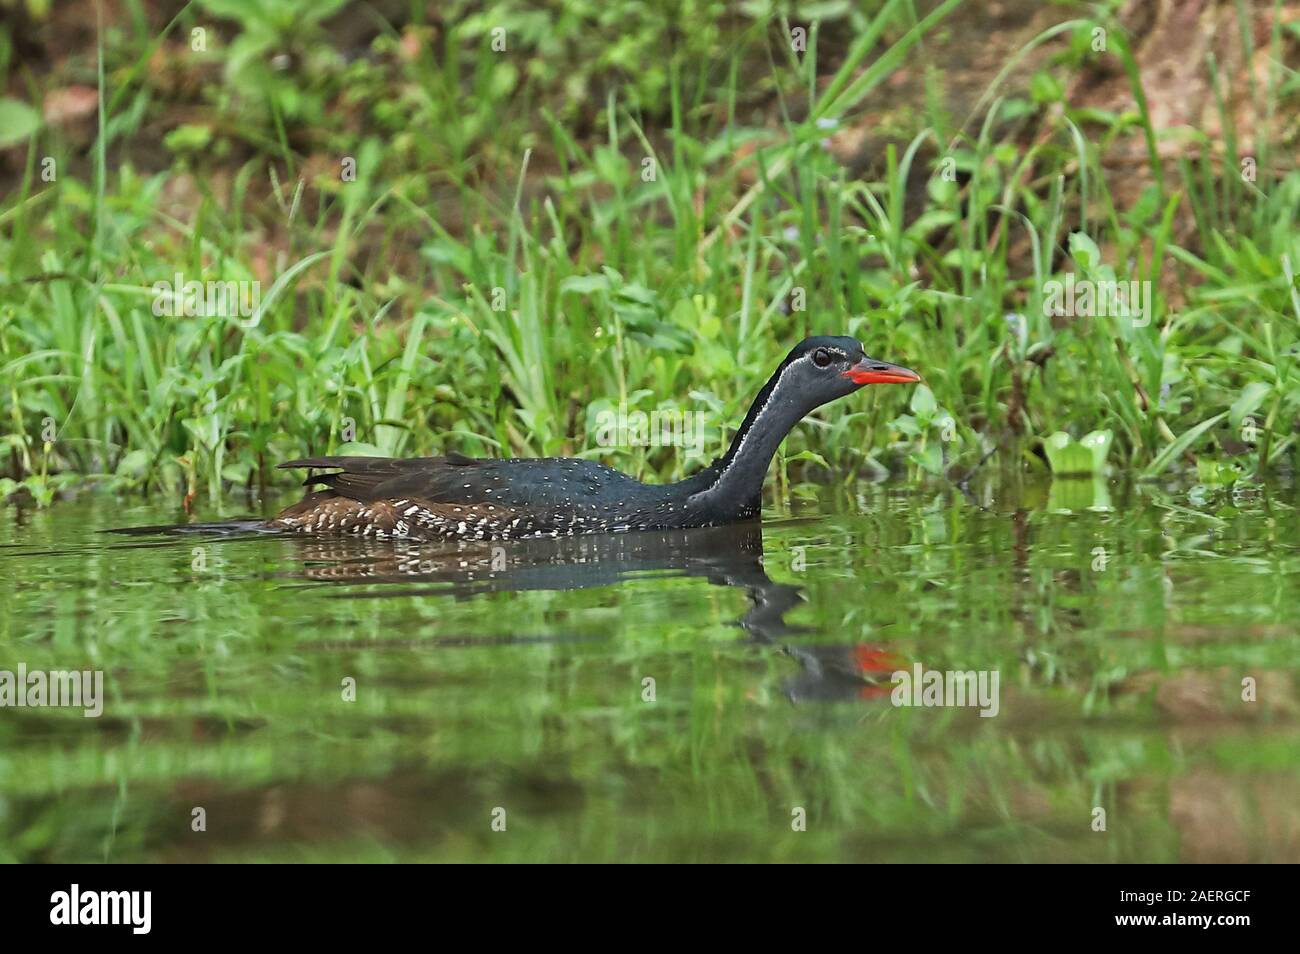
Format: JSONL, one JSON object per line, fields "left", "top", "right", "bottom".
{"left": 778, "top": 335, "right": 920, "bottom": 409}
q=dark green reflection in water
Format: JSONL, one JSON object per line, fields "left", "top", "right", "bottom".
{"left": 2, "top": 480, "right": 1298, "bottom": 862}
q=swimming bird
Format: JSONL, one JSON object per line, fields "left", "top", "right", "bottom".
{"left": 267, "top": 335, "right": 919, "bottom": 541}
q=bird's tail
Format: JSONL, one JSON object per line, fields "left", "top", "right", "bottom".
{"left": 105, "top": 519, "right": 274, "bottom": 537}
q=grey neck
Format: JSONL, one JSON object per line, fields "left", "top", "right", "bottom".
{"left": 690, "top": 359, "right": 811, "bottom": 516}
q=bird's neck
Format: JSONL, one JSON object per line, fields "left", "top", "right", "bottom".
{"left": 688, "top": 362, "right": 808, "bottom": 516}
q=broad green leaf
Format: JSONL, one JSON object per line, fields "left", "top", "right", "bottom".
{"left": 1068, "top": 231, "right": 1101, "bottom": 271}
{"left": 0, "top": 98, "right": 41, "bottom": 148}
{"left": 1229, "top": 381, "right": 1271, "bottom": 427}
{"left": 560, "top": 274, "right": 610, "bottom": 295}
{"left": 786, "top": 449, "right": 830, "bottom": 469}
{"left": 909, "top": 383, "right": 937, "bottom": 418}
{"left": 1044, "top": 430, "right": 1112, "bottom": 475}
{"left": 1079, "top": 429, "right": 1113, "bottom": 471}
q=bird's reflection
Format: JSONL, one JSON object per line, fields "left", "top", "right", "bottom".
{"left": 282, "top": 522, "right": 903, "bottom": 703}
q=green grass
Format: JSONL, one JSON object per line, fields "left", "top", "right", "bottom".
{"left": 2, "top": 0, "right": 1299, "bottom": 508}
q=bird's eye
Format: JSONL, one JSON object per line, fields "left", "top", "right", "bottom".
{"left": 813, "top": 348, "right": 832, "bottom": 368}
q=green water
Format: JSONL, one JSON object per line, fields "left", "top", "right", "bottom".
{"left": 2, "top": 480, "right": 1298, "bottom": 863}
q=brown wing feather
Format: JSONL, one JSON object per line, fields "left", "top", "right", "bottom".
{"left": 277, "top": 455, "right": 484, "bottom": 503}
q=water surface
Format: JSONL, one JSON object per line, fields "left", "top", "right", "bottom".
{"left": 2, "top": 480, "right": 1298, "bottom": 862}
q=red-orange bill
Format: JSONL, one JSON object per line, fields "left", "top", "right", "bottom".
{"left": 842, "top": 359, "right": 921, "bottom": 385}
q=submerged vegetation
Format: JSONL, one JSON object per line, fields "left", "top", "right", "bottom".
{"left": 1, "top": 1, "right": 1299, "bottom": 509}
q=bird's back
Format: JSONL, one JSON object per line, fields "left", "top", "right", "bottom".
{"left": 268, "top": 454, "right": 688, "bottom": 540}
